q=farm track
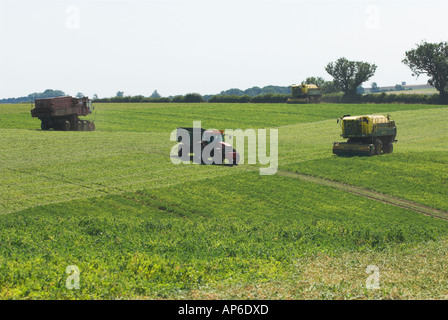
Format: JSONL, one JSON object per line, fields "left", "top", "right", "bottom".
{"left": 276, "top": 170, "right": 448, "bottom": 221}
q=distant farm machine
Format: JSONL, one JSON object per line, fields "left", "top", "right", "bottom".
{"left": 176, "top": 127, "right": 240, "bottom": 165}
{"left": 31, "top": 96, "right": 95, "bottom": 131}
{"left": 333, "top": 114, "right": 397, "bottom": 156}
{"left": 287, "top": 84, "right": 322, "bottom": 104}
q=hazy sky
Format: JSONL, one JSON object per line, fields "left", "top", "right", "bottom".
{"left": 1, "top": 0, "right": 447, "bottom": 98}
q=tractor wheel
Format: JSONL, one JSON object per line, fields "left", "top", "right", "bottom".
{"left": 89, "top": 122, "right": 95, "bottom": 131}
{"left": 383, "top": 142, "right": 393, "bottom": 153}
{"left": 82, "top": 121, "right": 88, "bottom": 131}
{"left": 77, "top": 121, "right": 82, "bottom": 131}
{"left": 63, "top": 121, "right": 71, "bottom": 131}
{"left": 387, "top": 143, "right": 393, "bottom": 154}
{"left": 373, "top": 139, "right": 382, "bottom": 155}
{"left": 41, "top": 121, "right": 49, "bottom": 130}
{"left": 226, "top": 152, "right": 240, "bottom": 165}
{"left": 234, "top": 153, "right": 240, "bottom": 165}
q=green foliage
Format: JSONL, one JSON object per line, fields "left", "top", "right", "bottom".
{"left": 183, "top": 93, "right": 206, "bottom": 103}
{"left": 219, "top": 85, "right": 290, "bottom": 97}
{"left": 0, "top": 89, "right": 66, "bottom": 104}
{"left": 371, "top": 82, "right": 380, "bottom": 93}
{"left": 208, "top": 93, "right": 290, "bottom": 103}
{"left": 150, "top": 90, "right": 161, "bottom": 99}
{"left": 208, "top": 95, "right": 252, "bottom": 103}
{"left": 302, "top": 76, "right": 326, "bottom": 87}
{"left": 403, "top": 41, "right": 448, "bottom": 103}
{"left": 1, "top": 170, "right": 447, "bottom": 299}
{"left": 301, "top": 77, "right": 339, "bottom": 94}
{"left": 1, "top": 102, "right": 448, "bottom": 298}
{"left": 321, "top": 92, "right": 441, "bottom": 104}
{"left": 325, "top": 57, "right": 377, "bottom": 96}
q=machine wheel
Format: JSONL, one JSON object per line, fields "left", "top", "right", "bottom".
{"left": 41, "top": 121, "right": 49, "bottom": 130}
{"left": 63, "top": 121, "right": 71, "bottom": 131}
{"left": 89, "top": 122, "right": 96, "bottom": 131}
{"left": 226, "top": 152, "right": 240, "bottom": 165}
{"left": 77, "top": 121, "right": 82, "bottom": 131}
{"left": 82, "top": 121, "right": 88, "bottom": 131}
{"left": 385, "top": 143, "right": 394, "bottom": 154}
{"left": 373, "top": 139, "right": 382, "bottom": 155}
{"left": 234, "top": 153, "right": 240, "bottom": 165}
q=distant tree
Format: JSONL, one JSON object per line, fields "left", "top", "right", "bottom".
{"left": 220, "top": 88, "right": 245, "bottom": 96}
{"left": 302, "top": 77, "right": 339, "bottom": 94}
{"left": 403, "top": 41, "right": 448, "bottom": 103}
{"left": 356, "top": 86, "right": 365, "bottom": 94}
{"left": 243, "top": 87, "right": 262, "bottom": 97}
{"left": 325, "top": 57, "right": 377, "bottom": 96}
{"left": 76, "top": 92, "right": 84, "bottom": 98}
{"left": 150, "top": 90, "right": 161, "bottom": 99}
{"left": 321, "top": 81, "right": 339, "bottom": 94}
{"left": 302, "top": 76, "right": 326, "bottom": 88}
{"left": 93, "top": 94, "right": 98, "bottom": 100}
{"left": 395, "top": 84, "right": 404, "bottom": 91}
{"left": 371, "top": 82, "right": 380, "bottom": 93}
{"left": 184, "top": 93, "right": 205, "bottom": 103}
{"left": 171, "top": 95, "right": 185, "bottom": 103}
{"left": 116, "top": 91, "right": 124, "bottom": 97}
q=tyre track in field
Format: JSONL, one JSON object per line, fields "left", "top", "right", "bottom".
{"left": 276, "top": 170, "right": 448, "bottom": 221}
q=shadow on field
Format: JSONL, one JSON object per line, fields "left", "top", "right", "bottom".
{"left": 169, "top": 155, "right": 237, "bottom": 166}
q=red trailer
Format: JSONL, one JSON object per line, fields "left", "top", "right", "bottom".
{"left": 31, "top": 96, "right": 95, "bottom": 131}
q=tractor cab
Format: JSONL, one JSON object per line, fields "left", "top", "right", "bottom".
{"left": 202, "top": 130, "right": 224, "bottom": 145}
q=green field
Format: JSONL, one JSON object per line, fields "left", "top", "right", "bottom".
{"left": 1, "top": 102, "right": 448, "bottom": 299}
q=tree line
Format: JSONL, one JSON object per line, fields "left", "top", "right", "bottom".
{"left": 2, "top": 41, "right": 447, "bottom": 104}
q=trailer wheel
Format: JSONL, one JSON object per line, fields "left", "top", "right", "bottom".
{"left": 234, "top": 153, "right": 240, "bottom": 165}
{"left": 77, "top": 121, "right": 82, "bottom": 131}
{"left": 82, "top": 121, "right": 88, "bottom": 131}
{"left": 41, "top": 121, "right": 49, "bottom": 130}
{"left": 386, "top": 143, "right": 393, "bottom": 154}
{"left": 373, "top": 139, "right": 382, "bottom": 155}
{"left": 64, "top": 121, "right": 71, "bottom": 131}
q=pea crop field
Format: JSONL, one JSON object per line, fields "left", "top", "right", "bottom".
{"left": 0, "top": 102, "right": 447, "bottom": 299}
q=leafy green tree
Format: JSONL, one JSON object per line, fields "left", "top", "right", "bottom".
{"left": 76, "top": 92, "right": 84, "bottom": 98}
{"left": 302, "top": 77, "right": 326, "bottom": 88}
{"left": 371, "top": 82, "right": 380, "bottom": 93}
{"left": 93, "top": 94, "right": 98, "bottom": 100}
{"left": 184, "top": 93, "right": 205, "bottom": 103}
{"left": 356, "top": 86, "right": 365, "bottom": 94}
{"left": 403, "top": 41, "right": 448, "bottom": 103}
{"left": 302, "top": 77, "right": 339, "bottom": 94}
{"left": 325, "top": 57, "right": 377, "bottom": 96}
{"left": 116, "top": 91, "right": 124, "bottom": 97}
{"left": 150, "top": 90, "right": 161, "bottom": 99}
